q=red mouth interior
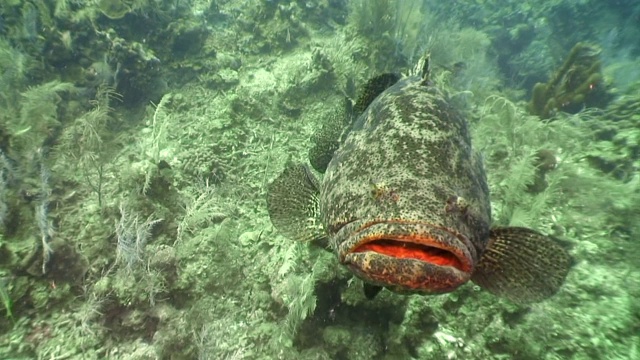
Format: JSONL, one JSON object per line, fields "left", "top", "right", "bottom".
{"left": 353, "top": 239, "right": 464, "bottom": 270}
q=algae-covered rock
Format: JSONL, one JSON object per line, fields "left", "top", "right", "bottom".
{"left": 96, "top": 0, "right": 132, "bottom": 20}
{"left": 103, "top": 30, "right": 165, "bottom": 105}
{"left": 583, "top": 88, "right": 640, "bottom": 180}
{"left": 322, "top": 325, "right": 383, "bottom": 358}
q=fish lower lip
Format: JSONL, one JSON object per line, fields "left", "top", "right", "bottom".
{"left": 339, "top": 221, "right": 476, "bottom": 292}
{"left": 352, "top": 239, "right": 465, "bottom": 271}
{"left": 343, "top": 251, "right": 470, "bottom": 293}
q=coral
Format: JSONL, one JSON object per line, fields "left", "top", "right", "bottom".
{"left": 165, "top": 18, "right": 209, "bottom": 58}
{"left": 94, "top": 29, "right": 165, "bottom": 106}
{"left": 529, "top": 42, "right": 612, "bottom": 119}
{"left": 0, "top": 1, "right": 638, "bottom": 359}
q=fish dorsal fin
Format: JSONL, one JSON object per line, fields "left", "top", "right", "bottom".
{"left": 413, "top": 53, "right": 431, "bottom": 85}
{"left": 309, "top": 73, "right": 400, "bottom": 174}
{"left": 471, "top": 227, "right": 573, "bottom": 304}
{"left": 353, "top": 73, "right": 401, "bottom": 115}
{"left": 309, "top": 98, "right": 353, "bottom": 173}
{"left": 266, "top": 163, "right": 327, "bottom": 246}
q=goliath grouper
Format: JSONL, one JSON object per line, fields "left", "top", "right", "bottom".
{"left": 267, "top": 56, "right": 572, "bottom": 303}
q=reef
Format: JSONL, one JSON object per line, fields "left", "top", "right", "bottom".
{"left": 583, "top": 85, "right": 640, "bottom": 180}
{"left": 529, "top": 42, "right": 612, "bottom": 119}
{"left": 0, "top": 1, "right": 639, "bottom": 359}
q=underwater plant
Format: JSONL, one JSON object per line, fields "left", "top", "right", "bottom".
{"left": 56, "top": 85, "right": 118, "bottom": 207}
{"left": 0, "top": 39, "right": 31, "bottom": 111}
{"left": 9, "top": 81, "right": 76, "bottom": 154}
{"left": 36, "top": 162, "right": 53, "bottom": 275}
{"left": 0, "top": 150, "right": 10, "bottom": 226}
{"left": 529, "top": 42, "right": 612, "bottom": 119}
{"left": 0, "top": 270, "right": 12, "bottom": 321}
{"left": 115, "top": 203, "right": 161, "bottom": 273}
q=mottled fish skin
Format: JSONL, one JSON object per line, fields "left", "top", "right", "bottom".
{"left": 267, "top": 59, "right": 572, "bottom": 302}
{"left": 321, "top": 75, "right": 492, "bottom": 294}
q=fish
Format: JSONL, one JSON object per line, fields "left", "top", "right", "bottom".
{"left": 267, "top": 56, "right": 572, "bottom": 304}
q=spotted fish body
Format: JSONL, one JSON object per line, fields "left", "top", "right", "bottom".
{"left": 322, "top": 73, "right": 490, "bottom": 294}
{"left": 268, "top": 58, "right": 572, "bottom": 303}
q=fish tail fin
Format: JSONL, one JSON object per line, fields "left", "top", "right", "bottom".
{"left": 266, "top": 163, "right": 326, "bottom": 245}
{"left": 471, "top": 227, "right": 573, "bottom": 304}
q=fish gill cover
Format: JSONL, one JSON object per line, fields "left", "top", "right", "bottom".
{"left": 0, "top": 0, "right": 638, "bottom": 359}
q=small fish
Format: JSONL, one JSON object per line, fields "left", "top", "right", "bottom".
{"left": 267, "top": 55, "right": 572, "bottom": 303}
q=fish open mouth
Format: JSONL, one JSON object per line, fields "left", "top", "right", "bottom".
{"left": 337, "top": 221, "right": 476, "bottom": 293}
{"left": 352, "top": 239, "right": 465, "bottom": 271}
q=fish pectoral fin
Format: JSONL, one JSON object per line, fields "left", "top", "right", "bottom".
{"left": 266, "top": 162, "right": 327, "bottom": 246}
{"left": 471, "top": 227, "right": 573, "bottom": 304}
